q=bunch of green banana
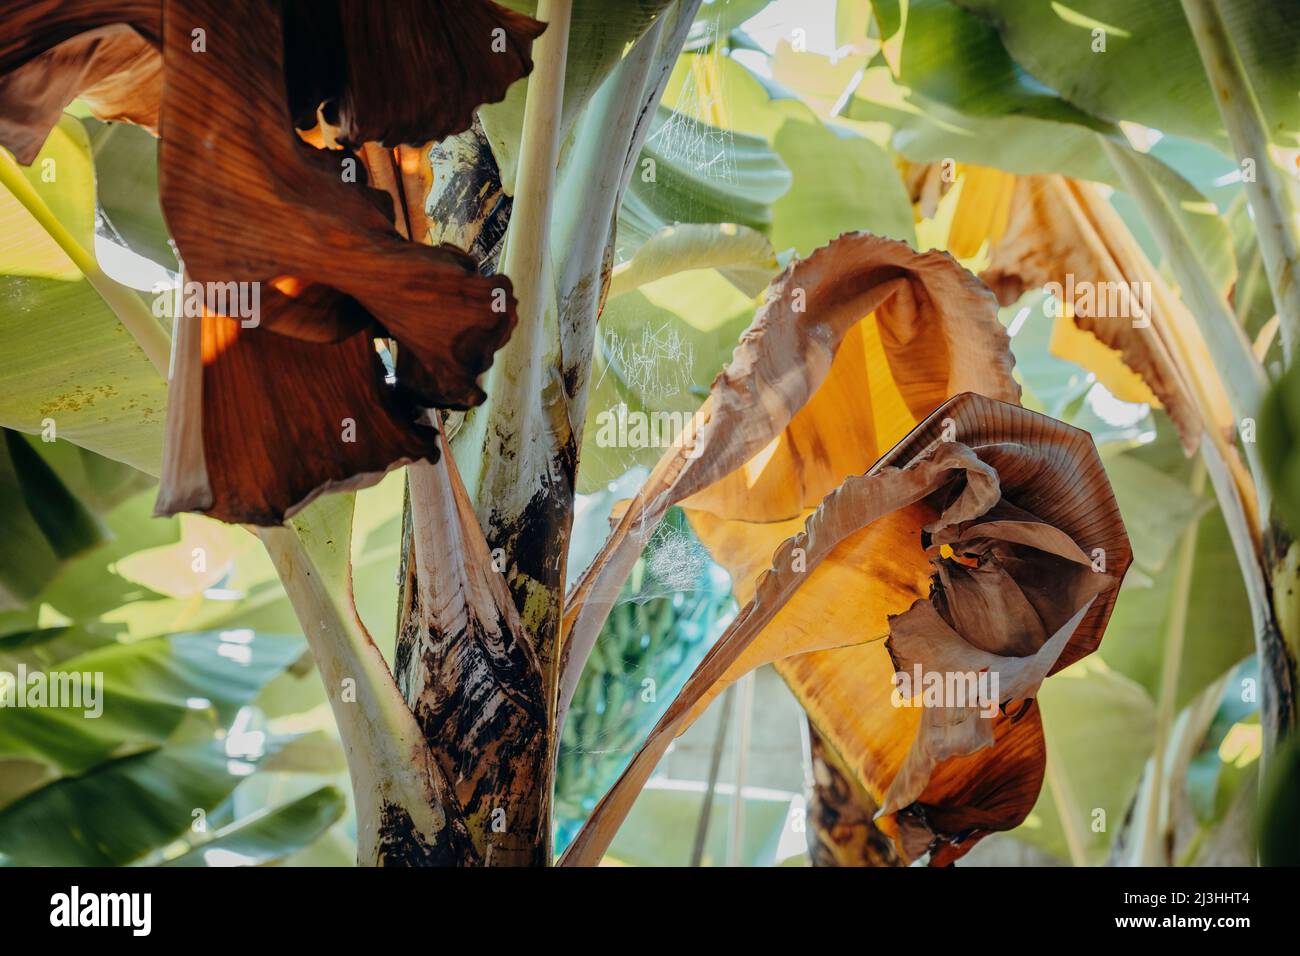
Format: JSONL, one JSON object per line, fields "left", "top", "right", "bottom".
{"left": 554, "top": 509, "right": 734, "bottom": 845}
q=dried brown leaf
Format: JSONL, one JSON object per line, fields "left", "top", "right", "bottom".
{"left": 0, "top": 23, "right": 159, "bottom": 163}
{"left": 561, "top": 232, "right": 1019, "bottom": 716}
{"left": 282, "top": 0, "right": 544, "bottom": 148}
{"left": 561, "top": 395, "right": 1130, "bottom": 866}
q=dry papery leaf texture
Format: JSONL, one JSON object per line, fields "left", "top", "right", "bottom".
{"left": 954, "top": 167, "right": 1234, "bottom": 458}
{"left": 561, "top": 233, "right": 1129, "bottom": 866}
{"left": 0, "top": 0, "right": 545, "bottom": 524}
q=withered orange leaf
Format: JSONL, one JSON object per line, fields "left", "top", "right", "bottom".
{"left": 893, "top": 689, "right": 1047, "bottom": 867}
{"left": 156, "top": 310, "right": 437, "bottom": 525}
{"left": 561, "top": 232, "right": 1019, "bottom": 718}
{"left": 75, "top": 26, "right": 159, "bottom": 127}
{"left": 560, "top": 232, "right": 1130, "bottom": 865}
{"left": 978, "top": 174, "right": 1230, "bottom": 454}
{"left": 562, "top": 395, "right": 1131, "bottom": 866}
{"left": 779, "top": 397, "right": 1131, "bottom": 864}
{"left": 282, "top": 0, "right": 545, "bottom": 148}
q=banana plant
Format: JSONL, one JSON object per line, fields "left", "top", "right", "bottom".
{"left": 1, "top": 0, "right": 1157, "bottom": 868}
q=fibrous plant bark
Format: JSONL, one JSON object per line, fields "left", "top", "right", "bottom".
{"left": 388, "top": 0, "right": 704, "bottom": 865}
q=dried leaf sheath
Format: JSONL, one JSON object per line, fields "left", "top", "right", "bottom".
{"left": 395, "top": 434, "right": 552, "bottom": 865}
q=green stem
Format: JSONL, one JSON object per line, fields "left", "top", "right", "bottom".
{"left": 1201, "top": 439, "right": 1292, "bottom": 761}
{"left": 1045, "top": 743, "right": 1089, "bottom": 866}
{"left": 453, "top": 0, "right": 573, "bottom": 662}
{"left": 1140, "top": 461, "right": 1206, "bottom": 865}
{"left": 497, "top": 0, "right": 571, "bottom": 407}
{"left": 258, "top": 520, "right": 465, "bottom": 865}
{"left": 1181, "top": 0, "right": 1300, "bottom": 364}
{"left": 0, "top": 148, "right": 171, "bottom": 376}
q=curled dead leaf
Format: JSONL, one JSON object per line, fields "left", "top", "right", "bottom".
{"left": 560, "top": 231, "right": 1131, "bottom": 865}
{"left": 283, "top": 0, "right": 545, "bottom": 148}
{"left": 0, "top": 4, "right": 160, "bottom": 163}
{"left": 3, "top": 0, "right": 541, "bottom": 524}
{"left": 561, "top": 231, "right": 1019, "bottom": 718}
{"left": 158, "top": 0, "right": 518, "bottom": 410}
{"left": 155, "top": 307, "right": 438, "bottom": 525}
{"left": 562, "top": 394, "right": 1131, "bottom": 866}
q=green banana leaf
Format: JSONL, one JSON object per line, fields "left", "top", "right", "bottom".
{"left": 621, "top": 106, "right": 793, "bottom": 253}
{"left": 0, "top": 630, "right": 306, "bottom": 775}
{"left": 0, "top": 430, "right": 106, "bottom": 610}
{"left": 0, "top": 116, "right": 168, "bottom": 473}
{"left": 663, "top": 54, "right": 916, "bottom": 254}
{"left": 1098, "top": 423, "right": 1255, "bottom": 711}
{"left": 1016, "top": 658, "right": 1157, "bottom": 865}
{"left": 1260, "top": 362, "right": 1300, "bottom": 535}
{"left": 0, "top": 739, "right": 288, "bottom": 866}
{"left": 1186, "top": 659, "right": 1260, "bottom": 829}
{"left": 611, "top": 221, "right": 780, "bottom": 299}
{"left": 81, "top": 117, "right": 175, "bottom": 268}
{"left": 954, "top": 0, "right": 1300, "bottom": 150}
{"left": 163, "top": 786, "right": 346, "bottom": 867}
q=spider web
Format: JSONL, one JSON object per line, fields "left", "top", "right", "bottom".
{"left": 614, "top": 6, "right": 738, "bottom": 263}
{"left": 646, "top": 7, "right": 735, "bottom": 185}
{"left": 595, "top": 6, "right": 737, "bottom": 479}
{"left": 555, "top": 5, "right": 750, "bottom": 837}
{"left": 596, "top": 320, "right": 697, "bottom": 406}
{"left": 627, "top": 515, "right": 716, "bottom": 603}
